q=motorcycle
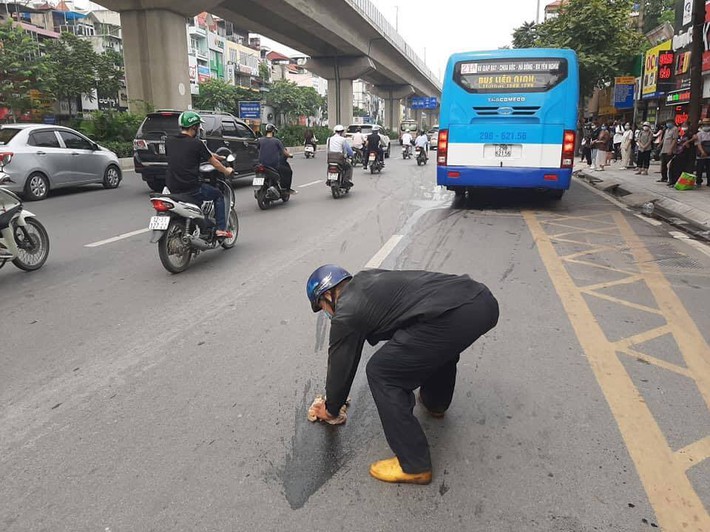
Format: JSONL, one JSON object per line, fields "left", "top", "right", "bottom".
{"left": 327, "top": 159, "right": 352, "bottom": 199}
{"left": 0, "top": 157, "right": 50, "bottom": 272}
{"left": 148, "top": 154, "right": 239, "bottom": 274}
{"left": 352, "top": 147, "right": 364, "bottom": 167}
{"left": 402, "top": 143, "right": 413, "bottom": 159}
{"left": 366, "top": 151, "right": 383, "bottom": 174}
{"left": 253, "top": 162, "right": 291, "bottom": 210}
{"left": 304, "top": 143, "right": 316, "bottom": 159}
{"left": 416, "top": 146, "right": 428, "bottom": 166}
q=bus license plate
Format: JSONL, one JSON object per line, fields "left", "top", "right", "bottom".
{"left": 253, "top": 176, "right": 265, "bottom": 186}
{"left": 495, "top": 144, "right": 512, "bottom": 157}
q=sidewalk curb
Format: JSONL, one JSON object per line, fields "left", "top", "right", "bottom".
{"left": 576, "top": 169, "right": 710, "bottom": 236}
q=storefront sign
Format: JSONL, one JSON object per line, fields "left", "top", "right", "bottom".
{"left": 642, "top": 40, "right": 672, "bottom": 98}
{"left": 665, "top": 89, "right": 691, "bottom": 105}
{"left": 703, "top": 1, "right": 710, "bottom": 73}
{"left": 683, "top": 0, "right": 693, "bottom": 26}
{"left": 197, "top": 65, "right": 211, "bottom": 82}
{"left": 658, "top": 50, "right": 674, "bottom": 83}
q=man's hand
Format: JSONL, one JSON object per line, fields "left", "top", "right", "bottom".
{"left": 311, "top": 400, "right": 346, "bottom": 425}
{"left": 223, "top": 167, "right": 235, "bottom": 177}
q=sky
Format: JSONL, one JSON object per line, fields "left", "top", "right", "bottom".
{"left": 72, "top": 0, "right": 544, "bottom": 81}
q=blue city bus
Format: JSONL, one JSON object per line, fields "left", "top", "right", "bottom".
{"left": 437, "top": 48, "right": 579, "bottom": 199}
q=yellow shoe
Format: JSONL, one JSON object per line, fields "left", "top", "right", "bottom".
{"left": 369, "top": 457, "right": 432, "bottom": 485}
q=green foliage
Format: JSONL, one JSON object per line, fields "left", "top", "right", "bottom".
{"left": 76, "top": 110, "right": 144, "bottom": 142}
{"left": 641, "top": 0, "right": 675, "bottom": 33}
{"left": 100, "top": 140, "right": 133, "bottom": 157}
{"left": 353, "top": 106, "right": 368, "bottom": 117}
{"left": 511, "top": 0, "right": 644, "bottom": 97}
{"left": 45, "top": 32, "right": 98, "bottom": 117}
{"left": 512, "top": 21, "right": 538, "bottom": 49}
{"left": 0, "top": 21, "right": 50, "bottom": 121}
{"left": 276, "top": 124, "right": 331, "bottom": 148}
{"left": 95, "top": 49, "right": 124, "bottom": 100}
{"left": 258, "top": 61, "right": 270, "bottom": 81}
{"left": 266, "top": 80, "right": 326, "bottom": 125}
{"left": 192, "top": 78, "right": 262, "bottom": 114}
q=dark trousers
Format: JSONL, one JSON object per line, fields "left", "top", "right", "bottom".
{"left": 660, "top": 153, "right": 672, "bottom": 181}
{"left": 191, "top": 184, "right": 226, "bottom": 230}
{"left": 278, "top": 161, "right": 293, "bottom": 190}
{"left": 669, "top": 150, "right": 694, "bottom": 185}
{"left": 696, "top": 158, "right": 710, "bottom": 185}
{"left": 364, "top": 147, "right": 384, "bottom": 165}
{"left": 582, "top": 146, "right": 592, "bottom": 165}
{"left": 365, "top": 288, "right": 500, "bottom": 474}
{"left": 637, "top": 150, "right": 651, "bottom": 169}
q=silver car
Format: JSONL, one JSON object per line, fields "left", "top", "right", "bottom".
{"left": 0, "top": 124, "right": 122, "bottom": 201}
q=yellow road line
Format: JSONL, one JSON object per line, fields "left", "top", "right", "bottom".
{"left": 564, "top": 257, "right": 637, "bottom": 276}
{"left": 619, "top": 347, "right": 694, "bottom": 379}
{"left": 523, "top": 210, "right": 710, "bottom": 532}
{"left": 613, "top": 325, "right": 673, "bottom": 351}
{"left": 579, "top": 289, "right": 664, "bottom": 316}
{"left": 581, "top": 274, "right": 645, "bottom": 292}
{"left": 676, "top": 436, "right": 710, "bottom": 472}
{"left": 614, "top": 212, "right": 710, "bottom": 411}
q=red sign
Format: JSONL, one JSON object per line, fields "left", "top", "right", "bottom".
{"left": 659, "top": 50, "right": 674, "bottom": 66}
{"left": 659, "top": 65, "right": 672, "bottom": 80}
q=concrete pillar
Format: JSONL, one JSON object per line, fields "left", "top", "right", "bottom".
{"left": 120, "top": 9, "right": 192, "bottom": 112}
{"left": 414, "top": 109, "right": 423, "bottom": 129}
{"left": 373, "top": 85, "right": 415, "bottom": 130}
{"left": 305, "top": 56, "right": 375, "bottom": 127}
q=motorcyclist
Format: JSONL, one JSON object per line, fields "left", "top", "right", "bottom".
{"left": 304, "top": 128, "right": 318, "bottom": 152}
{"left": 165, "top": 111, "right": 234, "bottom": 239}
{"left": 258, "top": 123, "right": 296, "bottom": 194}
{"left": 364, "top": 125, "right": 387, "bottom": 169}
{"left": 401, "top": 128, "right": 414, "bottom": 157}
{"left": 351, "top": 127, "right": 366, "bottom": 162}
{"left": 327, "top": 124, "right": 354, "bottom": 187}
{"left": 414, "top": 129, "right": 429, "bottom": 160}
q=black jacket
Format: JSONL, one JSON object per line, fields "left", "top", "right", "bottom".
{"left": 324, "top": 269, "right": 486, "bottom": 416}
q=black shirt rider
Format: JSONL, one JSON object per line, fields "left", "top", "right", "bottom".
{"left": 165, "top": 134, "right": 213, "bottom": 193}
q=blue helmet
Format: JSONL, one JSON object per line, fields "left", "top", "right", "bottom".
{"left": 306, "top": 264, "right": 352, "bottom": 312}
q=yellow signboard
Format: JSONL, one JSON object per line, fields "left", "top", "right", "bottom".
{"left": 642, "top": 40, "right": 671, "bottom": 98}
{"left": 615, "top": 76, "right": 636, "bottom": 85}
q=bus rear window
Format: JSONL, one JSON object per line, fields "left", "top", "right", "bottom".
{"left": 454, "top": 58, "right": 568, "bottom": 93}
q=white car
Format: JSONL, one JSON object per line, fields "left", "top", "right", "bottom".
{"left": 345, "top": 125, "right": 391, "bottom": 158}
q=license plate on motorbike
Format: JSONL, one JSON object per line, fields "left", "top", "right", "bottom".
{"left": 253, "top": 176, "right": 265, "bottom": 186}
{"left": 158, "top": 143, "right": 165, "bottom": 155}
{"left": 149, "top": 216, "right": 170, "bottom": 230}
{"left": 328, "top": 172, "right": 339, "bottom": 181}
{"left": 369, "top": 154, "right": 376, "bottom": 160}
{"left": 305, "top": 146, "right": 314, "bottom": 151}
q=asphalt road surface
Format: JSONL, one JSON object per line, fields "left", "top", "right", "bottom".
{"left": 1, "top": 153, "right": 709, "bottom": 531}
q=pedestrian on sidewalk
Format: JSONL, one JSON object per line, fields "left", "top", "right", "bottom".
{"left": 581, "top": 127, "right": 593, "bottom": 166}
{"left": 635, "top": 122, "right": 653, "bottom": 175}
{"left": 606, "top": 123, "right": 615, "bottom": 166}
{"left": 691, "top": 118, "right": 710, "bottom": 187}
{"left": 652, "top": 123, "right": 664, "bottom": 161}
{"left": 306, "top": 266, "right": 499, "bottom": 485}
{"left": 621, "top": 122, "right": 634, "bottom": 168}
{"left": 659, "top": 120, "right": 678, "bottom": 183}
{"left": 668, "top": 122, "right": 694, "bottom": 187}
{"left": 591, "top": 120, "right": 600, "bottom": 165}
{"left": 594, "top": 124, "right": 610, "bottom": 171}
{"left": 613, "top": 120, "right": 624, "bottom": 162}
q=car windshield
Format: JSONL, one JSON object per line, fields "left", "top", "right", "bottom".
{"left": 0, "top": 128, "right": 21, "bottom": 145}
{"left": 139, "top": 114, "right": 181, "bottom": 139}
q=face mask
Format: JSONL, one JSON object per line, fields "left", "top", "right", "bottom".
{"left": 625, "top": 125, "right": 630, "bottom": 130}
{"left": 601, "top": 126, "right": 607, "bottom": 131}
{"left": 667, "top": 123, "right": 674, "bottom": 128}
{"left": 703, "top": 127, "right": 710, "bottom": 132}
{"left": 643, "top": 126, "right": 650, "bottom": 130}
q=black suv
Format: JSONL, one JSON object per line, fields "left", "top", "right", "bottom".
{"left": 133, "top": 110, "right": 259, "bottom": 191}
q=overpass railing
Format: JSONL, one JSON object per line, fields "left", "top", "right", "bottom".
{"left": 345, "top": 0, "right": 441, "bottom": 92}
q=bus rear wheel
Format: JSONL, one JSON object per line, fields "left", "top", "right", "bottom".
{"left": 548, "top": 190, "right": 564, "bottom": 200}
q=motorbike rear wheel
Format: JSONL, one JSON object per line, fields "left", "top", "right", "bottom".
{"left": 158, "top": 219, "right": 192, "bottom": 273}
{"left": 331, "top": 185, "right": 341, "bottom": 199}
{"left": 221, "top": 209, "right": 239, "bottom": 249}
{"left": 12, "top": 218, "right": 50, "bottom": 271}
{"left": 256, "top": 189, "right": 271, "bottom": 210}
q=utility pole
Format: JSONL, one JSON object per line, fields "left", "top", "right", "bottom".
{"left": 536, "top": 0, "right": 540, "bottom": 24}
{"left": 688, "top": 0, "right": 705, "bottom": 130}
{"left": 395, "top": 5, "right": 399, "bottom": 32}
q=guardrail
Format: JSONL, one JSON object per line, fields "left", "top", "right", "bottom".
{"left": 345, "top": 0, "right": 442, "bottom": 93}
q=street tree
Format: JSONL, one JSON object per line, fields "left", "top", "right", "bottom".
{"left": 95, "top": 49, "right": 124, "bottom": 103}
{"left": 512, "top": 21, "right": 538, "bottom": 49}
{"left": 0, "top": 21, "right": 49, "bottom": 122}
{"left": 511, "top": 0, "right": 644, "bottom": 97}
{"left": 640, "top": 0, "right": 675, "bottom": 34}
{"left": 193, "top": 78, "right": 236, "bottom": 111}
{"left": 45, "top": 32, "right": 98, "bottom": 118}
{"left": 267, "top": 80, "right": 324, "bottom": 124}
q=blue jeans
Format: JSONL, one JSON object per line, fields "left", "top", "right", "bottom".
{"left": 191, "top": 184, "right": 226, "bottom": 230}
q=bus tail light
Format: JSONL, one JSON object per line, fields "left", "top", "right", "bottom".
{"left": 561, "top": 130, "right": 575, "bottom": 168}
{"left": 437, "top": 129, "right": 449, "bottom": 166}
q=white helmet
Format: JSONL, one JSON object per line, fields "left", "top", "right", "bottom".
{"left": 372, "top": 125, "right": 382, "bottom": 131}
{"left": 334, "top": 124, "right": 345, "bottom": 133}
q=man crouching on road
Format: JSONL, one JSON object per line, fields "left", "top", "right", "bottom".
{"left": 306, "top": 265, "right": 499, "bottom": 484}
